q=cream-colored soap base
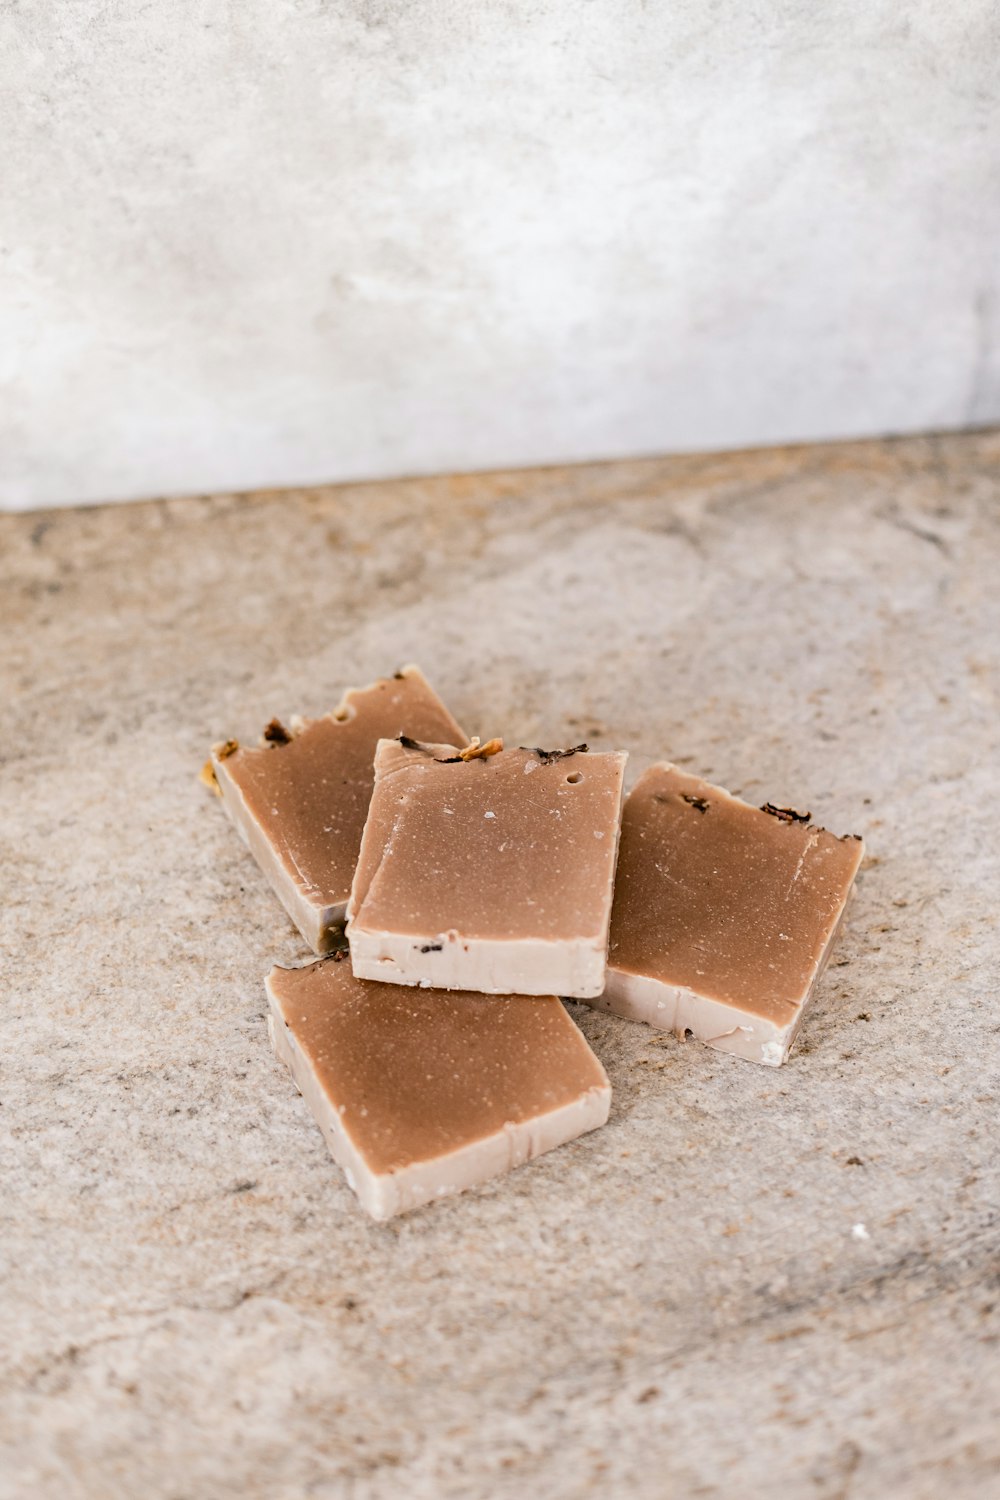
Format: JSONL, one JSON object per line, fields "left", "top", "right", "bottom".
{"left": 347, "top": 927, "right": 607, "bottom": 1000}
{"left": 266, "top": 980, "right": 611, "bottom": 1220}
{"left": 215, "top": 757, "right": 345, "bottom": 953}
{"left": 586, "top": 969, "right": 805, "bottom": 1067}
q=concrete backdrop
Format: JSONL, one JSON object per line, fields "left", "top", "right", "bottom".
{"left": 2, "top": 0, "right": 999, "bottom": 510}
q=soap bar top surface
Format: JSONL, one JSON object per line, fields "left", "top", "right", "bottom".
{"left": 346, "top": 739, "right": 627, "bottom": 996}
{"left": 266, "top": 959, "right": 611, "bottom": 1218}
{"left": 608, "top": 763, "right": 864, "bottom": 1022}
{"left": 213, "top": 667, "right": 464, "bottom": 935}
{"left": 350, "top": 740, "right": 626, "bottom": 942}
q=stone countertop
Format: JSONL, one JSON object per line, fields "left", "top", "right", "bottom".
{"left": 2, "top": 432, "right": 998, "bottom": 1499}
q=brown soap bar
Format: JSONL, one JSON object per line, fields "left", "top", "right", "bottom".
{"left": 586, "top": 763, "right": 864, "bottom": 1066}
{"left": 346, "top": 739, "right": 627, "bottom": 998}
{"left": 266, "top": 958, "right": 611, "bottom": 1220}
{"left": 210, "top": 667, "right": 465, "bottom": 953}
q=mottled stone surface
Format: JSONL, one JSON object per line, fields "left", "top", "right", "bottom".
{"left": 2, "top": 432, "right": 998, "bottom": 1498}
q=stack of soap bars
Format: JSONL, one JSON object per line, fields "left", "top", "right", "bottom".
{"left": 204, "top": 666, "right": 863, "bottom": 1220}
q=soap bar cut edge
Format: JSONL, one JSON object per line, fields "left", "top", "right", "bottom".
{"left": 349, "top": 929, "right": 614, "bottom": 1000}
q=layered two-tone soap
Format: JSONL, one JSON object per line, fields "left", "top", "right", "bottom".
{"left": 266, "top": 957, "right": 611, "bottom": 1220}
{"left": 346, "top": 740, "right": 627, "bottom": 997}
{"left": 585, "top": 764, "right": 863, "bottom": 1066}
{"left": 209, "top": 667, "right": 465, "bottom": 952}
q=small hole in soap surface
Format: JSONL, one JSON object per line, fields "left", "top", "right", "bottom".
{"left": 566, "top": 771, "right": 583, "bottom": 784}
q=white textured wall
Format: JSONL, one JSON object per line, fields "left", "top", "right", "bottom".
{"left": 2, "top": 1, "right": 999, "bottom": 510}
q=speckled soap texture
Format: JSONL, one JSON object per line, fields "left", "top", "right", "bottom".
{"left": 2, "top": 432, "right": 999, "bottom": 1499}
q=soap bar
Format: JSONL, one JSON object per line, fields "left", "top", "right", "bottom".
{"left": 266, "top": 957, "right": 611, "bottom": 1220}
{"left": 210, "top": 667, "right": 465, "bottom": 953}
{"left": 346, "top": 739, "right": 627, "bottom": 997}
{"left": 587, "top": 764, "right": 863, "bottom": 1066}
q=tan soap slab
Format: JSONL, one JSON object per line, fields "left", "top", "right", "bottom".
{"left": 210, "top": 666, "right": 465, "bottom": 953}
{"left": 587, "top": 763, "right": 864, "bottom": 1066}
{"left": 346, "top": 739, "right": 627, "bottom": 997}
{"left": 266, "top": 958, "right": 611, "bottom": 1220}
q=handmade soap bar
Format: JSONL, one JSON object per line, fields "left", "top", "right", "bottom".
{"left": 587, "top": 764, "right": 863, "bottom": 1066}
{"left": 346, "top": 739, "right": 627, "bottom": 997}
{"left": 209, "top": 667, "right": 464, "bottom": 953}
{"left": 266, "top": 957, "right": 611, "bottom": 1219}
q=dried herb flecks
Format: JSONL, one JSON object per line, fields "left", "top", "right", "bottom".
{"left": 435, "top": 737, "right": 504, "bottom": 763}
{"left": 216, "top": 739, "right": 239, "bottom": 760}
{"left": 522, "top": 743, "right": 589, "bottom": 766}
{"left": 681, "top": 793, "right": 710, "bottom": 813}
{"left": 398, "top": 734, "right": 504, "bottom": 763}
{"left": 262, "top": 717, "right": 292, "bottom": 745}
{"left": 761, "top": 802, "right": 811, "bottom": 824}
{"left": 418, "top": 942, "right": 443, "bottom": 953}
{"left": 199, "top": 760, "right": 221, "bottom": 796}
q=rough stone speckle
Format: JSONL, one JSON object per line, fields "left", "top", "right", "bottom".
{"left": 2, "top": 433, "right": 999, "bottom": 1498}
